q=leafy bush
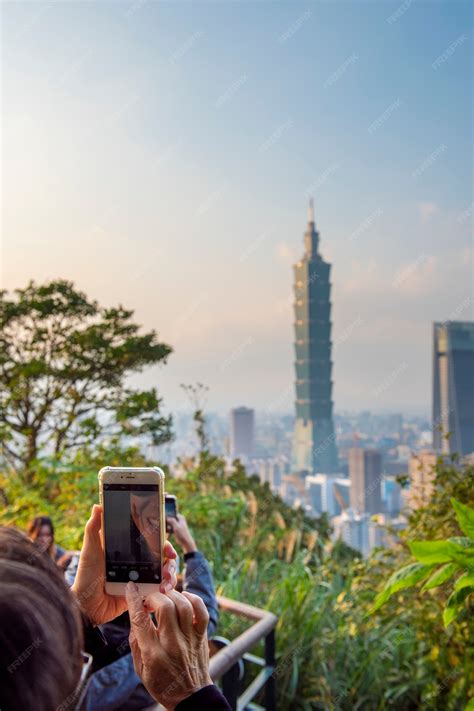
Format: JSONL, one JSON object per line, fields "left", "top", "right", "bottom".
{"left": 371, "top": 498, "right": 474, "bottom": 627}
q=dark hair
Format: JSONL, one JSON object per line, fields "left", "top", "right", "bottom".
{"left": 27, "top": 515, "right": 55, "bottom": 540}
{"left": 0, "top": 527, "right": 83, "bottom": 711}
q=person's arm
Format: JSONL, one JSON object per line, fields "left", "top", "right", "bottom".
{"left": 168, "top": 514, "right": 219, "bottom": 636}
{"left": 183, "top": 552, "right": 219, "bottom": 637}
{"left": 126, "top": 583, "right": 231, "bottom": 711}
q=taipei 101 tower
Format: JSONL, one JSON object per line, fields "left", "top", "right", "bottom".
{"left": 292, "top": 200, "right": 339, "bottom": 473}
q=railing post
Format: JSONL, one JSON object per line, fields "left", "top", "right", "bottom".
{"left": 265, "top": 628, "right": 276, "bottom": 711}
{"left": 222, "top": 662, "right": 240, "bottom": 711}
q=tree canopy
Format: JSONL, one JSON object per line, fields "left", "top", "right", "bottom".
{"left": 0, "top": 280, "right": 172, "bottom": 473}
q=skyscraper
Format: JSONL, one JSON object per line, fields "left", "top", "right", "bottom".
{"left": 433, "top": 321, "right": 474, "bottom": 456}
{"left": 349, "top": 448, "right": 382, "bottom": 514}
{"left": 230, "top": 407, "right": 255, "bottom": 462}
{"left": 408, "top": 449, "right": 437, "bottom": 509}
{"left": 292, "top": 200, "right": 338, "bottom": 473}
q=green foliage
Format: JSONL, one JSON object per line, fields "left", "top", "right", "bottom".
{"left": 2, "top": 451, "right": 473, "bottom": 709}
{"left": 370, "top": 563, "right": 435, "bottom": 613}
{"left": 370, "top": 498, "right": 474, "bottom": 629}
{"left": 451, "top": 498, "right": 474, "bottom": 539}
{"left": 0, "top": 280, "right": 173, "bottom": 474}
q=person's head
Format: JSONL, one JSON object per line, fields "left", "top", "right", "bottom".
{"left": 0, "top": 527, "right": 83, "bottom": 711}
{"left": 27, "top": 515, "right": 55, "bottom": 555}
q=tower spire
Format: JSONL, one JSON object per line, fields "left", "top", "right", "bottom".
{"left": 308, "top": 197, "right": 314, "bottom": 225}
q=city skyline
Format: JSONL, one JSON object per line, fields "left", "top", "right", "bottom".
{"left": 1, "top": 1, "right": 472, "bottom": 416}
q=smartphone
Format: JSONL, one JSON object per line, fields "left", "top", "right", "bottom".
{"left": 165, "top": 494, "right": 178, "bottom": 533}
{"left": 98, "top": 467, "right": 165, "bottom": 596}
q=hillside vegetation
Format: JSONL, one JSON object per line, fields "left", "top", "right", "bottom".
{"left": 1, "top": 447, "right": 473, "bottom": 710}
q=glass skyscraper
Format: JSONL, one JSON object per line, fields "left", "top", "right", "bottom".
{"left": 292, "top": 200, "right": 338, "bottom": 473}
{"left": 433, "top": 320, "right": 474, "bottom": 456}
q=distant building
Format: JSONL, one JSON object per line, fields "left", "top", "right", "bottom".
{"left": 255, "top": 458, "right": 283, "bottom": 491}
{"left": 369, "top": 514, "right": 407, "bottom": 551}
{"left": 408, "top": 449, "right": 437, "bottom": 509}
{"left": 292, "top": 200, "right": 338, "bottom": 474}
{"left": 305, "top": 473, "right": 349, "bottom": 516}
{"left": 383, "top": 460, "right": 408, "bottom": 477}
{"left": 433, "top": 321, "right": 474, "bottom": 456}
{"left": 333, "top": 509, "right": 370, "bottom": 556}
{"left": 381, "top": 476, "right": 402, "bottom": 516}
{"left": 230, "top": 407, "right": 255, "bottom": 462}
{"left": 280, "top": 473, "right": 306, "bottom": 507}
{"left": 268, "top": 460, "right": 283, "bottom": 489}
{"left": 333, "top": 478, "right": 350, "bottom": 511}
{"left": 349, "top": 448, "right": 382, "bottom": 514}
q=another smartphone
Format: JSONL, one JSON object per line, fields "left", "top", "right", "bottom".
{"left": 165, "top": 494, "right": 178, "bottom": 533}
{"left": 98, "top": 466, "right": 165, "bottom": 596}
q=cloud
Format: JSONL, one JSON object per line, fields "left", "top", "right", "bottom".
{"left": 418, "top": 201, "right": 438, "bottom": 219}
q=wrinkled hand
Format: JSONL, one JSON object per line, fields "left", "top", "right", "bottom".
{"left": 72, "top": 504, "right": 177, "bottom": 626}
{"left": 167, "top": 514, "right": 197, "bottom": 555}
{"left": 126, "top": 583, "right": 212, "bottom": 709}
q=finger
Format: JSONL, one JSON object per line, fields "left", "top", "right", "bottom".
{"left": 128, "top": 629, "right": 143, "bottom": 676}
{"left": 163, "top": 540, "right": 178, "bottom": 560}
{"left": 80, "top": 504, "right": 103, "bottom": 560}
{"left": 126, "top": 581, "right": 156, "bottom": 654}
{"left": 182, "top": 591, "right": 210, "bottom": 636}
{"left": 164, "top": 559, "right": 177, "bottom": 576}
{"left": 162, "top": 558, "right": 177, "bottom": 590}
{"left": 165, "top": 590, "right": 194, "bottom": 633}
{"left": 144, "top": 590, "right": 179, "bottom": 634}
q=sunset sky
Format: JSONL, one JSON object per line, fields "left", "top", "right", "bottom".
{"left": 1, "top": 0, "right": 472, "bottom": 416}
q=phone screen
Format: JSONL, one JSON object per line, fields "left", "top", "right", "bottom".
{"left": 103, "top": 483, "right": 162, "bottom": 584}
{"left": 165, "top": 497, "right": 177, "bottom": 519}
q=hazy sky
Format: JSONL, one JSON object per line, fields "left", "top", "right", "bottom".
{"left": 1, "top": 0, "right": 472, "bottom": 417}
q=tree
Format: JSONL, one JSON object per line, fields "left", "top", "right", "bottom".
{"left": 0, "top": 280, "right": 173, "bottom": 474}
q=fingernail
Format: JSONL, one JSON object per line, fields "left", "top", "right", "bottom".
{"left": 126, "top": 581, "right": 138, "bottom": 593}
{"left": 163, "top": 581, "right": 173, "bottom": 593}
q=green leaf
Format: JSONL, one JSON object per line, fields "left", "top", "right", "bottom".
{"left": 454, "top": 572, "right": 474, "bottom": 591}
{"left": 443, "top": 587, "right": 472, "bottom": 627}
{"left": 451, "top": 498, "right": 474, "bottom": 540}
{"left": 451, "top": 548, "right": 474, "bottom": 571}
{"left": 421, "top": 563, "right": 458, "bottom": 592}
{"left": 370, "top": 563, "right": 434, "bottom": 613}
{"left": 464, "top": 699, "right": 474, "bottom": 711}
{"left": 409, "top": 539, "right": 467, "bottom": 564}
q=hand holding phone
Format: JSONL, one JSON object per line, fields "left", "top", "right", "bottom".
{"left": 167, "top": 513, "right": 198, "bottom": 556}
{"left": 72, "top": 504, "right": 178, "bottom": 625}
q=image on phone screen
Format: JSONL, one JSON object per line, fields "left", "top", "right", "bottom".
{"left": 103, "top": 483, "right": 162, "bottom": 583}
{"left": 165, "top": 498, "right": 177, "bottom": 519}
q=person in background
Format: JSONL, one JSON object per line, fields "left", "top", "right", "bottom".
{"left": 27, "top": 515, "right": 74, "bottom": 570}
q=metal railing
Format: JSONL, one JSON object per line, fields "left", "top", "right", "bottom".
{"left": 209, "top": 595, "right": 278, "bottom": 711}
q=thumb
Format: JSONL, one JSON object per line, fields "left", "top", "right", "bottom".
{"left": 81, "top": 504, "right": 102, "bottom": 557}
